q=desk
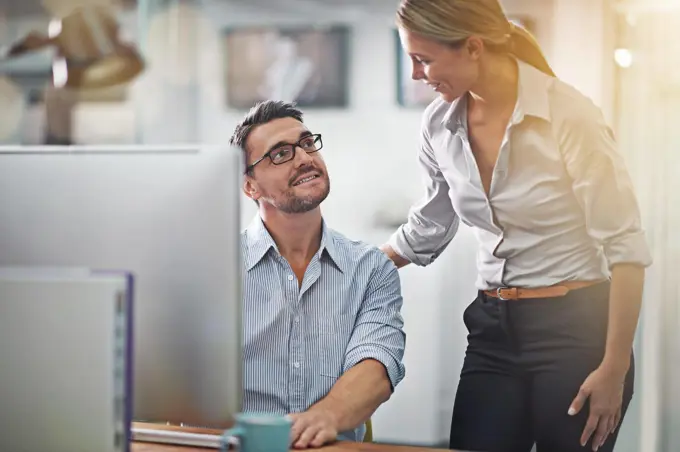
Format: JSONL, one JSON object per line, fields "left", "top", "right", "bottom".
{"left": 132, "top": 441, "right": 451, "bottom": 452}
{"left": 132, "top": 442, "right": 450, "bottom": 452}
{"left": 130, "top": 424, "right": 452, "bottom": 452}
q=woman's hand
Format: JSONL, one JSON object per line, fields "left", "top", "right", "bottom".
{"left": 379, "top": 244, "right": 410, "bottom": 269}
{"left": 568, "top": 364, "right": 627, "bottom": 451}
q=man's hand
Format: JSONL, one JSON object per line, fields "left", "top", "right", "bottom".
{"left": 568, "top": 364, "right": 627, "bottom": 451}
{"left": 285, "top": 360, "right": 393, "bottom": 449}
{"left": 288, "top": 409, "right": 338, "bottom": 449}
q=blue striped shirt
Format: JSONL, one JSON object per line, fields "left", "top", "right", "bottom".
{"left": 241, "top": 216, "right": 406, "bottom": 442}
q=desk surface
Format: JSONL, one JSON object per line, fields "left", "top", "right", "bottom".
{"left": 131, "top": 442, "right": 450, "bottom": 452}
{"left": 130, "top": 423, "right": 452, "bottom": 452}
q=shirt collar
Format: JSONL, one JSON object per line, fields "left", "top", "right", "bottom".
{"left": 440, "top": 59, "right": 551, "bottom": 128}
{"left": 441, "top": 93, "right": 468, "bottom": 129}
{"left": 515, "top": 59, "right": 551, "bottom": 122}
{"left": 244, "top": 215, "right": 346, "bottom": 273}
{"left": 244, "top": 215, "right": 277, "bottom": 271}
{"left": 318, "top": 224, "right": 345, "bottom": 273}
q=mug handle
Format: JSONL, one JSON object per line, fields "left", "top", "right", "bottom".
{"left": 220, "top": 426, "right": 244, "bottom": 452}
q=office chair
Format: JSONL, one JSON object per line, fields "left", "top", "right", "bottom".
{"left": 364, "top": 418, "right": 373, "bottom": 442}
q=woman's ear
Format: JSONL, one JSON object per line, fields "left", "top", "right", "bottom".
{"left": 466, "top": 36, "right": 483, "bottom": 60}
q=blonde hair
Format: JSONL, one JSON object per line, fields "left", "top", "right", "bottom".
{"left": 396, "top": 0, "right": 555, "bottom": 76}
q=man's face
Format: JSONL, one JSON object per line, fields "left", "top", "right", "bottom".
{"left": 243, "top": 117, "right": 330, "bottom": 214}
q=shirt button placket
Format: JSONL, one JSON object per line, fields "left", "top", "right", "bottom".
{"left": 291, "top": 281, "right": 305, "bottom": 411}
{"left": 283, "top": 265, "right": 304, "bottom": 412}
{"left": 291, "top": 327, "right": 304, "bottom": 412}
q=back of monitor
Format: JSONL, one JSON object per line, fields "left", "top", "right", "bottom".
{"left": 0, "top": 145, "right": 243, "bottom": 428}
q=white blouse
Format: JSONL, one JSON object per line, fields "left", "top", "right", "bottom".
{"left": 388, "top": 60, "right": 652, "bottom": 290}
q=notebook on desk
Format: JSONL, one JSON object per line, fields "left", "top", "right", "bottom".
{"left": 0, "top": 267, "right": 133, "bottom": 452}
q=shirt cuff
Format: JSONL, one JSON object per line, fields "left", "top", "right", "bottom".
{"left": 603, "top": 230, "right": 653, "bottom": 268}
{"left": 344, "top": 345, "right": 405, "bottom": 391}
{"left": 387, "top": 227, "right": 430, "bottom": 267}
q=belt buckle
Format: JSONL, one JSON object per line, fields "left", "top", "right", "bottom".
{"left": 496, "top": 287, "right": 520, "bottom": 300}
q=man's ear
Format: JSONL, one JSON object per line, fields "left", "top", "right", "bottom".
{"left": 243, "top": 177, "right": 261, "bottom": 201}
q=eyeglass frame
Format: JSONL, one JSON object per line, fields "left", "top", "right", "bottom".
{"left": 244, "top": 133, "right": 323, "bottom": 174}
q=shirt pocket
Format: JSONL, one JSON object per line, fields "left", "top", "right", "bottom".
{"left": 315, "top": 316, "right": 351, "bottom": 379}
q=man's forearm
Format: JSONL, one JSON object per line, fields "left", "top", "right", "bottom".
{"left": 601, "top": 264, "right": 645, "bottom": 374}
{"left": 309, "top": 359, "right": 392, "bottom": 432}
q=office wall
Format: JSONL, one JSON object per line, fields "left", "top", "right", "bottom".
{"left": 1, "top": 0, "right": 620, "bottom": 446}
{"left": 551, "top": 0, "right": 616, "bottom": 122}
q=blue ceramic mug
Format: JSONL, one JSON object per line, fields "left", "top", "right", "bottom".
{"left": 220, "top": 413, "right": 292, "bottom": 452}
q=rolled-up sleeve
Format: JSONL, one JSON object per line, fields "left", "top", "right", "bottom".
{"left": 343, "top": 255, "right": 406, "bottom": 390}
{"left": 387, "top": 115, "right": 459, "bottom": 266}
{"left": 558, "top": 105, "right": 652, "bottom": 268}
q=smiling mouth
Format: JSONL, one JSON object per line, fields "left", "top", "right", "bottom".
{"left": 292, "top": 174, "right": 320, "bottom": 186}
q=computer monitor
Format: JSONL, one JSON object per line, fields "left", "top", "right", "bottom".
{"left": 0, "top": 145, "right": 243, "bottom": 429}
{"left": 0, "top": 267, "right": 133, "bottom": 452}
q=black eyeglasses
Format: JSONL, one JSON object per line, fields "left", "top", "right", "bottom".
{"left": 245, "top": 133, "right": 323, "bottom": 174}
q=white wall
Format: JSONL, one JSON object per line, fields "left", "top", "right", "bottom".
{"left": 2, "top": 0, "right": 621, "bottom": 446}
{"left": 550, "top": 0, "right": 616, "bottom": 123}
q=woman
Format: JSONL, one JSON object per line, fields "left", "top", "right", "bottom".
{"left": 380, "top": 1, "right": 652, "bottom": 452}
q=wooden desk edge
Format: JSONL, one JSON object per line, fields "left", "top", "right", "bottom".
{"left": 130, "top": 422, "right": 453, "bottom": 452}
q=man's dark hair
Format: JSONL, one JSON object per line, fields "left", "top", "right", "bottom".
{"left": 230, "top": 100, "right": 304, "bottom": 206}
{"left": 229, "top": 100, "right": 304, "bottom": 167}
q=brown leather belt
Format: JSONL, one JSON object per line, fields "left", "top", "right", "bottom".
{"left": 484, "top": 280, "right": 603, "bottom": 300}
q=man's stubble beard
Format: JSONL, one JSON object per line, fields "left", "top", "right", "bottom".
{"left": 267, "top": 178, "right": 331, "bottom": 214}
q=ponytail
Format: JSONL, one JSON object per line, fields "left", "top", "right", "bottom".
{"left": 508, "top": 23, "right": 555, "bottom": 77}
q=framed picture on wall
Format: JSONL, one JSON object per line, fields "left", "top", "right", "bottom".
{"left": 223, "top": 26, "right": 350, "bottom": 109}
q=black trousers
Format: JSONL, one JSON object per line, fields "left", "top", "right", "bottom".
{"left": 449, "top": 282, "right": 635, "bottom": 452}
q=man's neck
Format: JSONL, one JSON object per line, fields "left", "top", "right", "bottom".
{"left": 259, "top": 206, "right": 324, "bottom": 270}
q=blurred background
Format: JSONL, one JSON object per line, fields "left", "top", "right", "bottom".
{"left": 0, "top": 0, "right": 677, "bottom": 450}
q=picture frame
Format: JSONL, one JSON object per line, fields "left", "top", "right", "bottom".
{"left": 222, "top": 25, "right": 351, "bottom": 109}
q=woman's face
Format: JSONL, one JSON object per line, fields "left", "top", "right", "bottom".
{"left": 398, "top": 27, "right": 481, "bottom": 103}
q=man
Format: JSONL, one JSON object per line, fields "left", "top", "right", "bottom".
{"left": 230, "top": 100, "right": 406, "bottom": 449}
